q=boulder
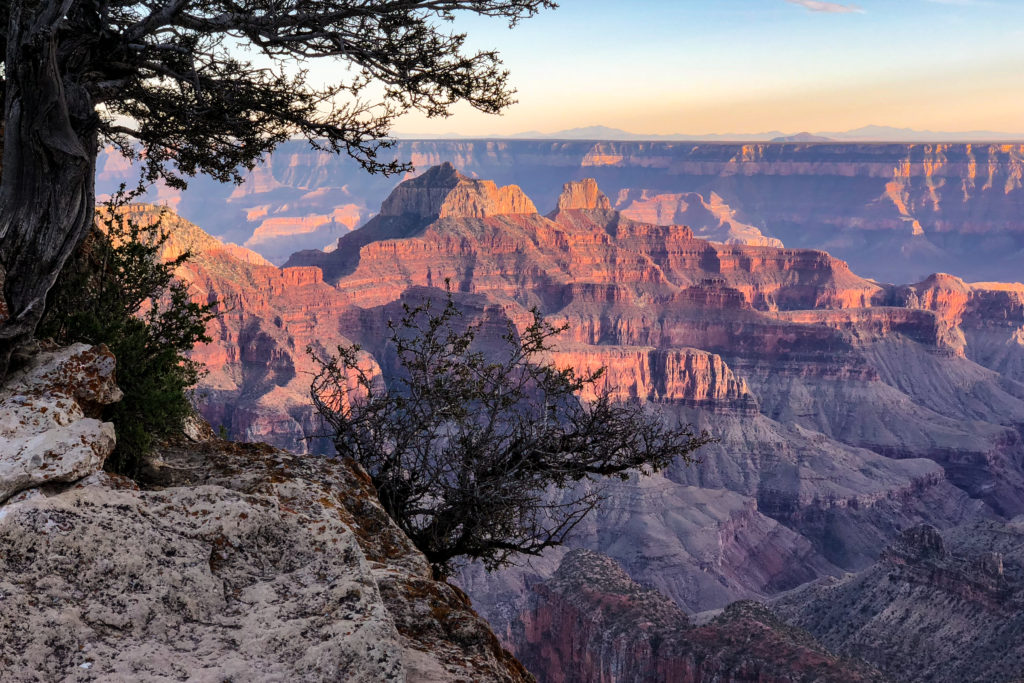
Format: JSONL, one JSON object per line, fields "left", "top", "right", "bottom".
{"left": 0, "top": 344, "right": 122, "bottom": 503}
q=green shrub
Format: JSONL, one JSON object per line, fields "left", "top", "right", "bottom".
{"left": 40, "top": 192, "right": 218, "bottom": 476}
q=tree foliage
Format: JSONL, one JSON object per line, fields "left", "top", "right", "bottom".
{"left": 40, "top": 193, "right": 218, "bottom": 475}
{"left": 0, "top": 0, "right": 555, "bottom": 372}
{"left": 310, "top": 292, "right": 713, "bottom": 578}
{"left": 0, "top": 0, "right": 557, "bottom": 184}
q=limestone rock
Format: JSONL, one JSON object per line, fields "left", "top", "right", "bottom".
{"left": 0, "top": 436, "right": 531, "bottom": 682}
{"left": 0, "top": 344, "right": 121, "bottom": 503}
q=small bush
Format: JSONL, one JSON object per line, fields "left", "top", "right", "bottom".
{"left": 40, "top": 192, "right": 218, "bottom": 476}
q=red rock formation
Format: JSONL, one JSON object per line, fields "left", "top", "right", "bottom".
{"left": 113, "top": 206, "right": 372, "bottom": 452}
{"left": 517, "top": 550, "right": 882, "bottom": 683}
{"left": 960, "top": 281, "right": 1024, "bottom": 383}
{"left": 381, "top": 161, "right": 537, "bottom": 219}
{"left": 618, "top": 189, "right": 784, "bottom": 248}
{"left": 548, "top": 345, "right": 755, "bottom": 411}
{"left": 148, "top": 166, "right": 1024, "bottom": 679}
{"left": 99, "top": 140, "right": 1024, "bottom": 282}
{"left": 178, "top": 169, "right": 1024, "bottom": 537}
{"left": 555, "top": 178, "right": 612, "bottom": 212}
{"left": 243, "top": 205, "right": 360, "bottom": 259}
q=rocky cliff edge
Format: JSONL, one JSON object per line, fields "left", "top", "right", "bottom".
{"left": 0, "top": 344, "right": 531, "bottom": 682}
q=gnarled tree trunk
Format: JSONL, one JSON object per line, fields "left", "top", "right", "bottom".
{"left": 0, "top": 0, "right": 98, "bottom": 375}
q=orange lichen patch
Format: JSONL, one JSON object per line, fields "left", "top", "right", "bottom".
{"left": 0, "top": 277, "right": 8, "bottom": 324}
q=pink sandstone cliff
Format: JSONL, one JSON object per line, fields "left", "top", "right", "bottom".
{"left": 148, "top": 167, "right": 1024, "bottom": 681}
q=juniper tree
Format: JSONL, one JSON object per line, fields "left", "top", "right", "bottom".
{"left": 39, "top": 192, "right": 218, "bottom": 475}
{"left": 0, "top": 0, "right": 556, "bottom": 373}
{"left": 310, "top": 292, "right": 713, "bottom": 578}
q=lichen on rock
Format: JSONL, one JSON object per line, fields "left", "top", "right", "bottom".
{"left": 0, "top": 343, "right": 121, "bottom": 504}
{"left": 0, "top": 345, "right": 531, "bottom": 682}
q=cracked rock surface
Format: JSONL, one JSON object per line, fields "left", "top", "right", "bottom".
{"left": 0, "top": 343, "right": 121, "bottom": 504}
{"left": 0, "top": 346, "right": 530, "bottom": 682}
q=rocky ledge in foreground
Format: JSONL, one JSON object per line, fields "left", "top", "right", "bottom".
{"left": 0, "top": 345, "right": 530, "bottom": 682}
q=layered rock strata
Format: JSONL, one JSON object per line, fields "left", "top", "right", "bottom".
{"left": 617, "top": 189, "right": 784, "bottom": 248}
{"left": 514, "top": 549, "right": 883, "bottom": 682}
{"left": 100, "top": 140, "right": 1024, "bottom": 280}
{"left": 775, "top": 520, "right": 1024, "bottom": 681}
{"left": 146, "top": 167, "right": 1024, "bottom": 680}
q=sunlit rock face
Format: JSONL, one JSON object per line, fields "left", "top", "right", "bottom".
{"left": 554, "top": 178, "right": 613, "bottom": 212}
{"left": 164, "top": 167, "right": 1024, "bottom": 681}
{"left": 381, "top": 161, "right": 538, "bottom": 219}
{"left": 113, "top": 206, "right": 372, "bottom": 454}
{"left": 101, "top": 140, "right": 1024, "bottom": 280}
{"left": 617, "top": 189, "right": 784, "bottom": 248}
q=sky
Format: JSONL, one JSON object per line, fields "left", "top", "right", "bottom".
{"left": 386, "top": 0, "right": 1024, "bottom": 136}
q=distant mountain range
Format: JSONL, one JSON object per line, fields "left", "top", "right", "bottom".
{"left": 396, "top": 124, "right": 1024, "bottom": 142}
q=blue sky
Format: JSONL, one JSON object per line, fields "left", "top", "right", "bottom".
{"left": 389, "top": 0, "right": 1024, "bottom": 135}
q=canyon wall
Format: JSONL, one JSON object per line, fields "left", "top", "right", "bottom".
{"left": 775, "top": 519, "right": 1024, "bottom": 681}
{"left": 100, "top": 141, "right": 1024, "bottom": 282}
{"left": 158, "top": 167, "right": 1024, "bottom": 681}
{"left": 513, "top": 549, "right": 882, "bottom": 682}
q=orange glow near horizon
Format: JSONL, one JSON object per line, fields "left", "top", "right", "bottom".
{"left": 386, "top": 2, "right": 1024, "bottom": 138}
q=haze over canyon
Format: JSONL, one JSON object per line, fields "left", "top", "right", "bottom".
{"left": 100, "top": 140, "right": 1024, "bottom": 284}
{"left": 129, "top": 158, "right": 1024, "bottom": 681}
{"left": 8, "top": 0, "right": 1024, "bottom": 678}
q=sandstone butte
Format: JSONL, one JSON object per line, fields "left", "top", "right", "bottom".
{"left": 106, "top": 163, "right": 1024, "bottom": 681}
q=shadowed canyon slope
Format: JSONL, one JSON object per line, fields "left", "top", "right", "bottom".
{"left": 163, "top": 165, "right": 1024, "bottom": 681}
{"left": 775, "top": 520, "right": 1024, "bottom": 681}
{"left": 100, "top": 140, "right": 1024, "bottom": 282}
{"left": 509, "top": 549, "right": 883, "bottom": 682}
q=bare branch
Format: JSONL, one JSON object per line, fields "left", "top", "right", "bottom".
{"left": 309, "top": 289, "right": 714, "bottom": 578}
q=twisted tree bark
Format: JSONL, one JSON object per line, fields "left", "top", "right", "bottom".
{"left": 0, "top": 0, "right": 553, "bottom": 376}
{"left": 0, "top": 0, "right": 98, "bottom": 374}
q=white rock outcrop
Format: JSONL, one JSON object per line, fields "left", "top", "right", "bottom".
{"left": 0, "top": 346, "right": 528, "bottom": 681}
{"left": 0, "top": 344, "right": 122, "bottom": 503}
